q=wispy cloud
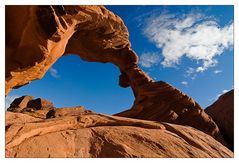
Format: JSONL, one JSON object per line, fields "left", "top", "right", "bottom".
{"left": 49, "top": 67, "right": 60, "bottom": 78}
{"left": 181, "top": 81, "right": 188, "bottom": 86}
{"left": 213, "top": 70, "right": 222, "bottom": 74}
{"left": 5, "top": 95, "right": 19, "bottom": 109}
{"left": 209, "top": 89, "right": 230, "bottom": 102}
{"left": 143, "top": 11, "right": 233, "bottom": 72}
{"left": 184, "top": 67, "right": 197, "bottom": 80}
{"left": 139, "top": 52, "right": 160, "bottom": 68}
{"left": 222, "top": 89, "right": 229, "bottom": 94}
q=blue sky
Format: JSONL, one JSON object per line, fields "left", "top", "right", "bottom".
{"left": 6, "top": 5, "right": 234, "bottom": 115}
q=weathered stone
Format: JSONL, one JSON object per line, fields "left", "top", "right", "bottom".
{"left": 5, "top": 111, "right": 233, "bottom": 158}
{"left": 7, "top": 96, "right": 54, "bottom": 113}
{"left": 46, "top": 106, "right": 85, "bottom": 119}
{"left": 7, "top": 96, "right": 33, "bottom": 112}
{"left": 27, "top": 98, "right": 54, "bottom": 110}
{"left": 205, "top": 89, "right": 234, "bottom": 151}
{"left": 5, "top": 5, "right": 135, "bottom": 94}
{"left": 115, "top": 81, "right": 227, "bottom": 147}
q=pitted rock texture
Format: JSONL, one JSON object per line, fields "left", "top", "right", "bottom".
{"left": 5, "top": 110, "right": 233, "bottom": 158}
{"left": 205, "top": 89, "right": 234, "bottom": 151}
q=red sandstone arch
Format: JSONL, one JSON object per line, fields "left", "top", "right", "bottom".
{"left": 5, "top": 5, "right": 228, "bottom": 148}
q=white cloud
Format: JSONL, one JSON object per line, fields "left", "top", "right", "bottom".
{"left": 49, "top": 67, "right": 60, "bottom": 78}
{"left": 222, "top": 89, "right": 229, "bottom": 94}
{"left": 214, "top": 70, "right": 222, "bottom": 74}
{"left": 139, "top": 52, "right": 160, "bottom": 68}
{"left": 143, "top": 11, "right": 233, "bottom": 72}
{"left": 181, "top": 81, "right": 188, "bottom": 86}
{"left": 209, "top": 89, "right": 230, "bottom": 102}
{"left": 184, "top": 67, "right": 197, "bottom": 80}
{"left": 5, "top": 95, "right": 19, "bottom": 109}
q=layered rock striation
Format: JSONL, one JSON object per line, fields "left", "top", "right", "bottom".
{"left": 6, "top": 110, "right": 233, "bottom": 158}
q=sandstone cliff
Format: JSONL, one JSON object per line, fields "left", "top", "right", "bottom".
{"left": 205, "top": 90, "right": 234, "bottom": 151}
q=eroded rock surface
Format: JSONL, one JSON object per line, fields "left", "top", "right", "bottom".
{"left": 205, "top": 89, "right": 234, "bottom": 151}
{"left": 7, "top": 96, "right": 33, "bottom": 112}
{"left": 6, "top": 5, "right": 136, "bottom": 94}
{"left": 115, "top": 81, "right": 226, "bottom": 147}
{"left": 5, "top": 110, "right": 233, "bottom": 158}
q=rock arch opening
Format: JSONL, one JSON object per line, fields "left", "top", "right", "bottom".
{"left": 7, "top": 55, "right": 135, "bottom": 115}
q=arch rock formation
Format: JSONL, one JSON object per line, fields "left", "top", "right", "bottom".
{"left": 5, "top": 6, "right": 233, "bottom": 157}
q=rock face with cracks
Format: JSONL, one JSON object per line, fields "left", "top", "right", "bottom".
{"left": 5, "top": 5, "right": 233, "bottom": 157}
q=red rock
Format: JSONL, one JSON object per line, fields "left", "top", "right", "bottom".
{"left": 115, "top": 81, "right": 227, "bottom": 148}
{"left": 6, "top": 111, "right": 41, "bottom": 127}
{"left": 27, "top": 98, "right": 53, "bottom": 110}
{"left": 5, "top": 5, "right": 136, "bottom": 94}
{"left": 46, "top": 106, "right": 85, "bottom": 118}
{"left": 205, "top": 89, "right": 234, "bottom": 150}
{"left": 7, "top": 96, "right": 54, "bottom": 113}
{"left": 5, "top": 110, "right": 233, "bottom": 158}
{"left": 7, "top": 96, "right": 33, "bottom": 112}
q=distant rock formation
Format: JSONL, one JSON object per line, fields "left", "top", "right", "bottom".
{"left": 7, "top": 96, "right": 34, "bottom": 112}
{"left": 7, "top": 96, "right": 54, "bottom": 113}
{"left": 205, "top": 89, "right": 234, "bottom": 151}
{"left": 5, "top": 110, "right": 233, "bottom": 158}
{"left": 7, "top": 96, "right": 87, "bottom": 119}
